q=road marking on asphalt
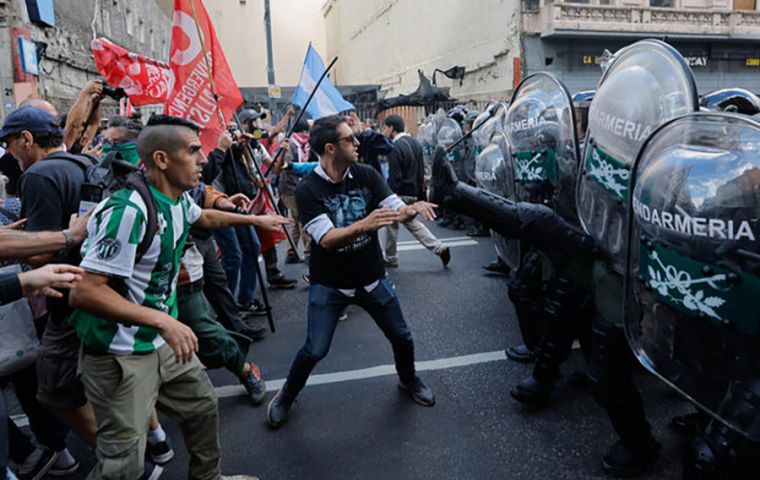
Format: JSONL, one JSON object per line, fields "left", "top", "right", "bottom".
{"left": 9, "top": 350, "right": 508, "bottom": 426}
{"left": 214, "top": 349, "right": 507, "bottom": 399}
{"left": 396, "top": 236, "right": 474, "bottom": 246}
{"left": 397, "top": 239, "right": 478, "bottom": 251}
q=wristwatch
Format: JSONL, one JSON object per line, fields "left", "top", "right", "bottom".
{"left": 62, "top": 229, "right": 76, "bottom": 249}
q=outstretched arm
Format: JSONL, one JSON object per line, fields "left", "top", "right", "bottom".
{"left": 194, "top": 209, "right": 291, "bottom": 232}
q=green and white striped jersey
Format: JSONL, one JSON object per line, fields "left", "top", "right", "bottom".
{"left": 69, "top": 186, "right": 202, "bottom": 355}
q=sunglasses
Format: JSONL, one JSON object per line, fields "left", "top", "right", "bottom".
{"left": 335, "top": 134, "right": 359, "bottom": 144}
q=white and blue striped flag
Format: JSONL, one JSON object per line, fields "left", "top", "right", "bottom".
{"left": 292, "top": 43, "right": 354, "bottom": 119}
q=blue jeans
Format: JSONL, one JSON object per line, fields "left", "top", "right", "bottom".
{"left": 1, "top": 394, "right": 8, "bottom": 479}
{"left": 283, "top": 276, "right": 416, "bottom": 401}
{"left": 213, "top": 226, "right": 261, "bottom": 306}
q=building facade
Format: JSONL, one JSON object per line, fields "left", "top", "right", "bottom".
{"left": 321, "top": 0, "right": 522, "bottom": 101}
{"left": 0, "top": 0, "right": 173, "bottom": 119}
{"left": 209, "top": 0, "right": 327, "bottom": 90}
{"left": 321, "top": 0, "right": 760, "bottom": 103}
{"left": 522, "top": 0, "right": 760, "bottom": 94}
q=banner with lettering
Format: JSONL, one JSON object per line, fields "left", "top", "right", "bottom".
{"left": 165, "top": 0, "right": 242, "bottom": 153}
{"left": 91, "top": 38, "right": 172, "bottom": 106}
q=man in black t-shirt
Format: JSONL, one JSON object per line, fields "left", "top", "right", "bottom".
{"left": 267, "top": 115, "right": 439, "bottom": 428}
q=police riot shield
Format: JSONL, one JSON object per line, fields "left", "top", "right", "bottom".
{"left": 474, "top": 128, "right": 520, "bottom": 270}
{"left": 437, "top": 118, "right": 466, "bottom": 179}
{"left": 577, "top": 39, "right": 699, "bottom": 274}
{"left": 467, "top": 104, "right": 506, "bottom": 183}
{"left": 625, "top": 112, "right": 760, "bottom": 439}
{"left": 507, "top": 72, "right": 580, "bottom": 223}
{"left": 417, "top": 116, "right": 439, "bottom": 186}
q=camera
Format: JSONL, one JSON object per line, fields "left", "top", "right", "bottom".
{"left": 101, "top": 82, "right": 127, "bottom": 101}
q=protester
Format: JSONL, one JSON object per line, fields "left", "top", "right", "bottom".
{"left": 0, "top": 209, "right": 89, "bottom": 480}
{"left": 68, "top": 115, "right": 287, "bottom": 480}
{"left": 0, "top": 106, "right": 99, "bottom": 462}
{"left": 381, "top": 114, "right": 450, "bottom": 268}
{"left": 267, "top": 115, "right": 438, "bottom": 428}
{"left": 0, "top": 260, "right": 83, "bottom": 480}
{"left": 181, "top": 181, "right": 268, "bottom": 402}
{"left": 277, "top": 118, "right": 312, "bottom": 263}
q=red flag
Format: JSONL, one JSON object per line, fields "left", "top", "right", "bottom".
{"left": 91, "top": 38, "right": 173, "bottom": 106}
{"left": 165, "top": 0, "right": 243, "bottom": 154}
{"left": 248, "top": 182, "right": 287, "bottom": 252}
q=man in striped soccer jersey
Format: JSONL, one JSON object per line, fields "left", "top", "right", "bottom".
{"left": 69, "top": 115, "right": 289, "bottom": 480}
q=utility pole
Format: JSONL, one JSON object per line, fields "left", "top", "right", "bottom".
{"left": 263, "top": 0, "right": 278, "bottom": 121}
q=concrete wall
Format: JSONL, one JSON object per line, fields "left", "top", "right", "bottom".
{"left": 208, "top": 0, "right": 327, "bottom": 88}
{"left": 322, "top": 0, "right": 521, "bottom": 101}
{"left": 1, "top": 0, "right": 172, "bottom": 116}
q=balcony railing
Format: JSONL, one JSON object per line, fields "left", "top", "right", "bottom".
{"left": 523, "top": 1, "right": 760, "bottom": 37}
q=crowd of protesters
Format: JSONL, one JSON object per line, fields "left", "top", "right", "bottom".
{"left": 0, "top": 77, "right": 453, "bottom": 480}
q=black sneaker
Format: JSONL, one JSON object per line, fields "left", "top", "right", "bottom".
{"left": 146, "top": 436, "right": 174, "bottom": 466}
{"left": 602, "top": 438, "right": 661, "bottom": 478}
{"left": 268, "top": 274, "right": 297, "bottom": 289}
{"left": 240, "top": 364, "right": 267, "bottom": 405}
{"left": 505, "top": 344, "right": 536, "bottom": 363}
{"left": 302, "top": 274, "right": 310, "bottom": 284}
{"left": 48, "top": 449, "right": 80, "bottom": 477}
{"left": 139, "top": 461, "right": 164, "bottom": 480}
{"left": 483, "top": 260, "right": 510, "bottom": 276}
{"left": 285, "top": 253, "right": 300, "bottom": 264}
{"left": 267, "top": 386, "right": 294, "bottom": 428}
{"left": 510, "top": 375, "right": 555, "bottom": 405}
{"left": 399, "top": 377, "right": 435, "bottom": 406}
{"left": 239, "top": 300, "right": 270, "bottom": 316}
{"left": 17, "top": 448, "right": 60, "bottom": 480}
{"left": 239, "top": 323, "right": 268, "bottom": 341}
{"left": 439, "top": 246, "right": 451, "bottom": 268}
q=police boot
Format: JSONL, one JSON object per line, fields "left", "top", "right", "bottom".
{"left": 430, "top": 146, "right": 595, "bottom": 260}
{"left": 683, "top": 379, "right": 760, "bottom": 480}
{"left": 506, "top": 251, "right": 545, "bottom": 363}
{"left": 511, "top": 277, "right": 575, "bottom": 405}
{"left": 588, "top": 318, "right": 660, "bottom": 477}
{"left": 602, "top": 436, "right": 661, "bottom": 479}
{"left": 430, "top": 146, "right": 522, "bottom": 238}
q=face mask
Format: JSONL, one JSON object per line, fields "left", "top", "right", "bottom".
{"left": 102, "top": 142, "right": 140, "bottom": 165}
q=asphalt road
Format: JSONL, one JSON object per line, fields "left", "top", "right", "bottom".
{"left": 7, "top": 222, "right": 692, "bottom": 480}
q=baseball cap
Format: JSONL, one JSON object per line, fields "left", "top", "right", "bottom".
{"left": 238, "top": 108, "right": 267, "bottom": 124}
{"left": 0, "top": 107, "right": 63, "bottom": 140}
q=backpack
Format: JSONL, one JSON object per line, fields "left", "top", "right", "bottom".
{"left": 47, "top": 152, "right": 159, "bottom": 262}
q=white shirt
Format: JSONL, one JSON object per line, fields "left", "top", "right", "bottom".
{"left": 392, "top": 132, "right": 411, "bottom": 143}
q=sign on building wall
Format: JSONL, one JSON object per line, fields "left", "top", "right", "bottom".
{"left": 25, "top": 0, "right": 56, "bottom": 27}
{"left": 18, "top": 38, "right": 39, "bottom": 76}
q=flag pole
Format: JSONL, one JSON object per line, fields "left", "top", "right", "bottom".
{"left": 188, "top": 0, "right": 281, "bottom": 331}
{"left": 188, "top": 0, "right": 226, "bottom": 128}
{"left": 263, "top": 55, "right": 340, "bottom": 178}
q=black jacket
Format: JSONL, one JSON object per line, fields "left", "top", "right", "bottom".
{"left": 388, "top": 135, "right": 425, "bottom": 200}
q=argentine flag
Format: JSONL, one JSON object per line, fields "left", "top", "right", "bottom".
{"left": 292, "top": 43, "right": 354, "bottom": 120}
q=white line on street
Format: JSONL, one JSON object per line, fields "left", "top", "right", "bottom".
{"left": 215, "top": 349, "right": 507, "bottom": 399}
{"left": 396, "top": 236, "right": 474, "bottom": 246}
{"left": 397, "top": 239, "right": 478, "bottom": 251}
{"left": 9, "top": 350, "right": 508, "bottom": 425}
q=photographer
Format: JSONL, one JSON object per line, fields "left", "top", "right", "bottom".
{"left": 237, "top": 109, "right": 297, "bottom": 290}
{"left": 63, "top": 80, "right": 106, "bottom": 153}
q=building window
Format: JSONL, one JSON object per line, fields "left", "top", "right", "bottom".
{"left": 734, "top": 0, "right": 756, "bottom": 10}
{"left": 126, "top": 8, "right": 134, "bottom": 36}
{"left": 650, "top": 0, "right": 675, "bottom": 7}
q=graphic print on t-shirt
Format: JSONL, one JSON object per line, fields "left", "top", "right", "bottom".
{"left": 323, "top": 187, "right": 372, "bottom": 252}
